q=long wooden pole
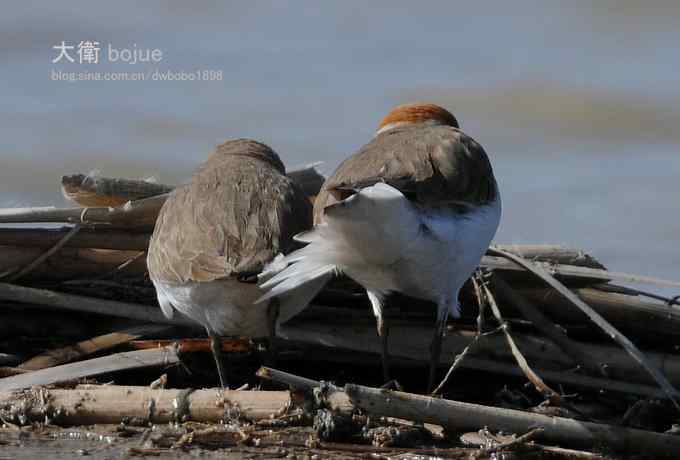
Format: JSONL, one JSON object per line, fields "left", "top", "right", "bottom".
{"left": 0, "top": 386, "right": 291, "bottom": 425}
{"left": 343, "top": 384, "right": 680, "bottom": 458}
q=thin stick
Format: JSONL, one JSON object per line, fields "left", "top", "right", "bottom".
{"left": 4, "top": 225, "right": 81, "bottom": 281}
{"left": 431, "top": 325, "right": 503, "bottom": 396}
{"left": 483, "top": 283, "right": 562, "bottom": 404}
{"left": 0, "top": 346, "right": 181, "bottom": 392}
{"left": 491, "top": 273, "right": 603, "bottom": 376}
{"left": 93, "top": 250, "right": 146, "bottom": 279}
{"left": 487, "top": 247, "right": 680, "bottom": 410}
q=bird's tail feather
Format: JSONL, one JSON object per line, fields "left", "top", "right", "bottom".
{"left": 257, "top": 183, "right": 419, "bottom": 318}
{"left": 256, "top": 248, "right": 335, "bottom": 324}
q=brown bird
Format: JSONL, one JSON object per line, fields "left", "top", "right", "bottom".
{"left": 259, "top": 103, "right": 500, "bottom": 391}
{"left": 147, "top": 139, "right": 313, "bottom": 387}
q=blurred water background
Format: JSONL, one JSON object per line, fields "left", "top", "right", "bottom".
{"left": 2, "top": 1, "right": 679, "bottom": 285}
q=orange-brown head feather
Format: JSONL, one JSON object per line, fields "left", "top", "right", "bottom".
{"left": 377, "top": 103, "right": 459, "bottom": 133}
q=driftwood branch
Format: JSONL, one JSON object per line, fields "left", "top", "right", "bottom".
{"left": 257, "top": 367, "right": 680, "bottom": 457}
{"left": 342, "top": 384, "right": 680, "bottom": 458}
{"left": 0, "top": 346, "right": 181, "bottom": 392}
{"left": 61, "top": 174, "right": 174, "bottom": 207}
{"left": 0, "top": 386, "right": 291, "bottom": 425}
{"left": 0, "top": 194, "right": 168, "bottom": 229}
{"left": 491, "top": 244, "right": 606, "bottom": 269}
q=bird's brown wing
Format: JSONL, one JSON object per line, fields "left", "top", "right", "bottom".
{"left": 148, "top": 156, "right": 312, "bottom": 284}
{"left": 313, "top": 125, "right": 497, "bottom": 223}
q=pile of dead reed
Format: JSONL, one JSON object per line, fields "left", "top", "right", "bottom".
{"left": 0, "top": 169, "right": 679, "bottom": 459}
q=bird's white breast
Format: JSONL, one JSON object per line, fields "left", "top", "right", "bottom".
{"left": 152, "top": 278, "right": 270, "bottom": 337}
{"left": 341, "top": 185, "right": 501, "bottom": 314}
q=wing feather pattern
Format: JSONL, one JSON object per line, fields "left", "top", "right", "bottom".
{"left": 148, "top": 147, "right": 311, "bottom": 284}
{"left": 313, "top": 125, "right": 497, "bottom": 224}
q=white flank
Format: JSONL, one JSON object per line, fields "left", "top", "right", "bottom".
{"left": 258, "top": 183, "right": 501, "bottom": 318}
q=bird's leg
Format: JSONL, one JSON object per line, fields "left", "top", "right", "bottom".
{"left": 428, "top": 301, "right": 450, "bottom": 393}
{"left": 367, "top": 291, "right": 391, "bottom": 383}
{"left": 266, "top": 298, "right": 280, "bottom": 367}
{"left": 207, "top": 328, "right": 228, "bottom": 389}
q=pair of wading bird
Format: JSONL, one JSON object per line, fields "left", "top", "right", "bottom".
{"left": 147, "top": 103, "right": 501, "bottom": 392}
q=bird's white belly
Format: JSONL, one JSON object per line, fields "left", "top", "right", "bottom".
{"left": 153, "top": 278, "right": 270, "bottom": 337}
{"left": 345, "top": 197, "right": 501, "bottom": 310}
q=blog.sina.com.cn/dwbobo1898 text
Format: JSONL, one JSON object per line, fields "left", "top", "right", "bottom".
{"left": 150, "top": 69, "right": 223, "bottom": 81}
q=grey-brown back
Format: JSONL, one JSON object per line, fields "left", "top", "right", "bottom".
{"left": 148, "top": 139, "right": 312, "bottom": 284}
{"left": 314, "top": 125, "right": 497, "bottom": 224}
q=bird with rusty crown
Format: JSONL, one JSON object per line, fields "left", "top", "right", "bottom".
{"left": 258, "top": 103, "right": 501, "bottom": 391}
{"left": 147, "top": 139, "right": 315, "bottom": 388}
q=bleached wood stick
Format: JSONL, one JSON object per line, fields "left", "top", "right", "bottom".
{"left": 342, "top": 384, "right": 680, "bottom": 457}
{"left": 491, "top": 244, "right": 606, "bottom": 269}
{"left": 0, "top": 194, "right": 168, "bottom": 229}
{"left": 0, "top": 386, "right": 291, "bottom": 425}
{"left": 61, "top": 174, "right": 174, "bottom": 207}
{"left": 0, "top": 346, "right": 180, "bottom": 392}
